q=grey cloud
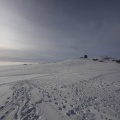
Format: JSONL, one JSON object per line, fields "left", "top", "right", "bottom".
{"left": 0, "top": 0, "right": 120, "bottom": 62}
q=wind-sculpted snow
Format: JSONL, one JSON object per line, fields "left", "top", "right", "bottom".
{"left": 0, "top": 59, "right": 120, "bottom": 120}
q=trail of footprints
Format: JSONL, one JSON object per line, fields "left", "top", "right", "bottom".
{"left": 0, "top": 77, "right": 120, "bottom": 120}
{"left": 0, "top": 81, "right": 41, "bottom": 120}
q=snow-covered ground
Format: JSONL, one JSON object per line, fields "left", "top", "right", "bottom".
{"left": 0, "top": 58, "right": 120, "bottom": 120}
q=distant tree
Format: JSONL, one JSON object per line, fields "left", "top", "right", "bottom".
{"left": 116, "top": 60, "right": 120, "bottom": 63}
{"left": 101, "top": 56, "right": 113, "bottom": 60}
{"left": 84, "top": 55, "right": 88, "bottom": 58}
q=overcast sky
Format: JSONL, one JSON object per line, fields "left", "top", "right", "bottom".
{"left": 0, "top": 0, "right": 120, "bottom": 62}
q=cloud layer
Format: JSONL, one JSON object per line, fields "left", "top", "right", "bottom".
{"left": 0, "top": 0, "right": 120, "bottom": 62}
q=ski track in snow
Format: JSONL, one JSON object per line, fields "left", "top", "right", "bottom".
{"left": 0, "top": 59, "right": 120, "bottom": 120}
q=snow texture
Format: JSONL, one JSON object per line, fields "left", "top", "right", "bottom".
{"left": 0, "top": 59, "right": 120, "bottom": 120}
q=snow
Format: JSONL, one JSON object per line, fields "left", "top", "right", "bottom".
{"left": 0, "top": 58, "right": 120, "bottom": 120}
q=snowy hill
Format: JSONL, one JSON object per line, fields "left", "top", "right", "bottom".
{"left": 0, "top": 59, "right": 120, "bottom": 120}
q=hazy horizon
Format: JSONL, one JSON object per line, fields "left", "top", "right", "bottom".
{"left": 0, "top": 0, "right": 120, "bottom": 62}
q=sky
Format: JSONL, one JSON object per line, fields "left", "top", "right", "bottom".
{"left": 0, "top": 0, "right": 120, "bottom": 62}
